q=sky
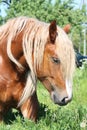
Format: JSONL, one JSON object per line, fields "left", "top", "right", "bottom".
{"left": 0, "top": 0, "right": 87, "bottom": 17}
{"left": 0, "top": 3, "right": 7, "bottom": 17}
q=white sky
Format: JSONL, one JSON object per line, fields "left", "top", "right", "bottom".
{"left": 0, "top": 3, "right": 7, "bottom": 17}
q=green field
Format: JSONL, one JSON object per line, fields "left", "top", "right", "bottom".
{"left": 0, "top": 67, "right": 87, "bottom": 130}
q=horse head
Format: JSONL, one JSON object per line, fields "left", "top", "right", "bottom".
{"left": 37, "top": 21, "right": 75, "bottom": 106}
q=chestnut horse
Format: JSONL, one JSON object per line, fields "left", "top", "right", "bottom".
{"left": 0, "top": 17, "right": 75, "bottom": 122}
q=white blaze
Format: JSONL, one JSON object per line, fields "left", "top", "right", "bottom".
{"left": 66, "top": 79, "right": 72, "bottom": 99}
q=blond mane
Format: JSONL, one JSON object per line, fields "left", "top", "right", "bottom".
{"left": 0, "top": 16, "right": 75, "bottom": 106}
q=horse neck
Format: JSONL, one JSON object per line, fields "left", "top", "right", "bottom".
{"left": 11, "top": 32, "right": 28, "bottom": 70}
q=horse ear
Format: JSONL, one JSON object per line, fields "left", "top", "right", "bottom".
{"left": 49, "top": 20, "right": 57, "bottom": 43}
{"left": 63, "top": 24, "right": 71, "bottom": 34}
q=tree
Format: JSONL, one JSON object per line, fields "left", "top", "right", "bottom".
{"left": 0, "top": 16, "right": 3, "bottom": 24}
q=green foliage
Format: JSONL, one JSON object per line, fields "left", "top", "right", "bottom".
{"left": 0, "top": 16, "right": 3, "bottom": 24}
{"left": 3, "top": 0, "right": 86, "bottom": 25}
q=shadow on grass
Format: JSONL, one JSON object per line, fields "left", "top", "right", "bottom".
{"left": 4, "top": 109, "right": 22, "bottom": 124}
{"left": 37, "top": 103, "right": 49, "bottom": 120}
{"left": 4, "top": 103, "right": 50, "bottom": 124}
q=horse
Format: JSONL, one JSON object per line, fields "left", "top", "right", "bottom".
{"left": 0, "top": 16, "right": 75, "bottom": 122}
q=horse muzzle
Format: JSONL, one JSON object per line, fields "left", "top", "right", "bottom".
{"left": 51, "top": 90, "right": 72, "bottom": 106}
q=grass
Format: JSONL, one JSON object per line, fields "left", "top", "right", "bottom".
{"left": 0, "top": 66, "right": 87, "bottom": 130}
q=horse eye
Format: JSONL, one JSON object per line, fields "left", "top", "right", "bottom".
{"left": 51, "top": 57, "right": 60, "bottom": 64}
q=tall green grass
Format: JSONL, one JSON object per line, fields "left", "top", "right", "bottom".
{"left": 0, "top": 67, "right": 87, "bottom": 130}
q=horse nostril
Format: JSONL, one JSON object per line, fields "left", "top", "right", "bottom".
{"left": 61, "top": 97, "right": 68, "bottom": 104}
